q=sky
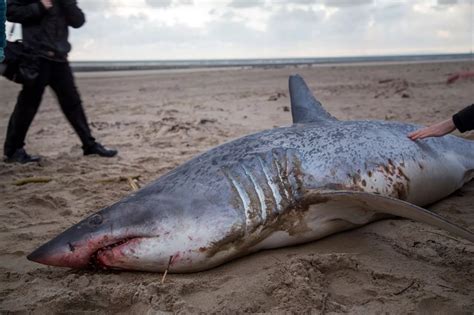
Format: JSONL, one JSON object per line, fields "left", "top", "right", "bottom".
{"left": 7, "top": 0, "right": 474, "bottom": 60}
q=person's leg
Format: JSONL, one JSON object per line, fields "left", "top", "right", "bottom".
{"left": 3, "top": 59, "right": 50, "bottom": 158}
{"left": 49, "top": 61, "right": 96, "bottom": 148}
{"left": 49, "top": 61, "right": 117, "bottom": 157}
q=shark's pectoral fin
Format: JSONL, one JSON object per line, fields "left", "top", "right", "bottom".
{"left": 306, "top": 190, "right": 474, "bottom": 243}
{"left": 289, "top": 74, "right": 338, "bottom": 124}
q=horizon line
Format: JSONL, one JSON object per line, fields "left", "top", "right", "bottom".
{"left": 69, "top": 52, "right": 473, "bottom": 63}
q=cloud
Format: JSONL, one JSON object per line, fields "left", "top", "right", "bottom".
{"left": 78, "top": 0, "right": 114, "bottom": 12}
{"left": 322, "top": 0, "right": 373, "bottom": 7}
{"left": 228, "top": 0, "right": 265, "bottom": 8}
{"left": 68, "top": 0, "right": 473, "bottom": 60}
{"left": 281, "top": 0, "right": 317, "bottom": 4}
{"left": 146, "top": 0, "right": 173, "bottom": 8}
{"left": 266, "top": 8, "right": 325, "bottom": 42}
{"left": 267, "top": 0, "right": 374, "bottom": 5}
{"left": 437, "top": 0, "right": 458, "bottom": 4}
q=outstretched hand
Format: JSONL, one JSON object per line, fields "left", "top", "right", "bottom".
{"left": 408, "top": 118, "right": 456, "bottom": 141}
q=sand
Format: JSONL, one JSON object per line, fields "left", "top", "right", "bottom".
{"left": 0, "top": 61, "right": 473, "bottom": 313}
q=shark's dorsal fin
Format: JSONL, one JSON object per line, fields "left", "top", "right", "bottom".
{"left": 305, "top": 190, "right": 474, "bottom": 243}
{"left": 289, "top": 74, "right": 338, "bottom": 124}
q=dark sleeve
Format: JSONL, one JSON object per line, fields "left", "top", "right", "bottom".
{"left": 58, "top": 0, "right": 85, "bottom": 28}
{"left": 1, "top": 1, "right": 5, "bottom": 60}
{"left": 6, "top": 0, "right": 46, "bottom": 24}
{"left": 452, "top": 104, "right": 474, "bottom": 133}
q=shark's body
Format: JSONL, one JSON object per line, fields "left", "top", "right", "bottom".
{"left": 28, "top": 75, "right": 474, "bottom": 272}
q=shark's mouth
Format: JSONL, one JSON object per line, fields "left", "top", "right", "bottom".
{"left": 89, "top": 237, "right": 139, "bottom": 270}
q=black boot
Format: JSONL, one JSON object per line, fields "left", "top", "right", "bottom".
{"left": 4, "top": 148, "right": 41, "bottom": 164}
{"left": 83, "top": 142, "right": 117, "bottom": 157}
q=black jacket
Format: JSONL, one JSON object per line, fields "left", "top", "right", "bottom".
{"left": 453, "top": 104, "right": 474, "bottom": 133}
{"left": 7, "top": 0, "right": 85, "bottom": 62}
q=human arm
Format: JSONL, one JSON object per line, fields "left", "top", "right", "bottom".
{"left": 407, "top": 118, "right": 456, "bottom": 140}
{"left": 408, "top": 104, "right": 474, "bottom": 140}
{"left": 6, "top": 0, "right": 48, "bottom": 24}
{"left": 452, "top": 104, "right": 474, "bottom": 133}
{"left": 57, "top": 0, "right": 85, "bottom": 28}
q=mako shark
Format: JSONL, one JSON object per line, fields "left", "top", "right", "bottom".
{"left": 28, "top": 75, "right": 474, "bottom": 272}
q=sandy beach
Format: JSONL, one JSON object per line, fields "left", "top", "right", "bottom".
{"left": 0, "top": 61, "right": 473, "bottom": 313}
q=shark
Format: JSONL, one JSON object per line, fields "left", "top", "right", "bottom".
{"left": 27, "top": 75, "right": 474, "bottom": 272}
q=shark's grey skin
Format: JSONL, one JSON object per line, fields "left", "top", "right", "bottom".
{"left": 28, "top": 75, "right": 474, "bottom": 272}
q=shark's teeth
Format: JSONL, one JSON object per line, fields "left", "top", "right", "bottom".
{"left": 88, "top": 237, "right": 136, "bottom": 270}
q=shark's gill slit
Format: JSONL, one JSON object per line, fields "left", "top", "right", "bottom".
{"left": 242, "top": 164, "right": 267, "bottom": 222}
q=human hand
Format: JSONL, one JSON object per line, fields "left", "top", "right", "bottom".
{"left": 41, "top": 0, "right": 53, "bottom": 9}
{"left": 407, "top": 118, "right": 456, "bottom": 140}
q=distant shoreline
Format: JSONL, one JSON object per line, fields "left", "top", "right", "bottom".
{"left": 70, "top": 53, "right": 473, "bottom": 72}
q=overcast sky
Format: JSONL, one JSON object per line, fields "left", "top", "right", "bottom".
{"left": 8, "top": 0, "right": 474, "bottom": 60}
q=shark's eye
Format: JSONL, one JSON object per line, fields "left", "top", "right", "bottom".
{"left": 88, "top": 214, "right": 103, "bottom": 226}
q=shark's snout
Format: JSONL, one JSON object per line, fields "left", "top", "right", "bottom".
{"left": 27, "top": 245, "right": 58, "bottom": 266}
{"left": 27, "top": 234, "right": 144, "bottom": 269}
{"left": 27, "top": 236, "right": 94, "bottom": 268}
{"left": 26, "top": 211, "right": 135, "bottom": 269}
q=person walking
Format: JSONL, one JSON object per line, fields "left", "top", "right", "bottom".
{"left": 4, "top": 0, "right": 117, "bottom": 164}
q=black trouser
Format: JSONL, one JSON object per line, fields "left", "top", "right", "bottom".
{"left": 4, "top": 58, "right": 95, "bottom": 157}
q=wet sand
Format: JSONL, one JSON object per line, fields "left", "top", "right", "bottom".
{"left": 0, "top": 61, "right": 473, "bottom": 313}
